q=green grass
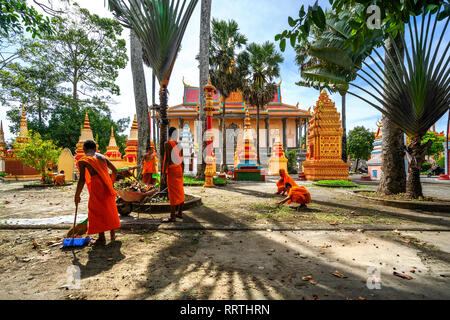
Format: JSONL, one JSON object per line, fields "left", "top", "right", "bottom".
{"left": 250, "top": 202, "right": 294, "bottom": 220}
{"left": 183, "top": 176, "right": 227, "bottom": 185}
{"left": 314, "top": 180, "right": 358, "bottom": 187}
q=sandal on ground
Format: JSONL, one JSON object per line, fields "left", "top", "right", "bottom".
{"left": 161, "top": 217, "right": 177, "bottom": 223}
{"left": 90, "top": 238, "right": 106, "bottom": 246}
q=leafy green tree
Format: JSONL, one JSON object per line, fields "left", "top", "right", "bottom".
{"left": 46, "top": 3, "right": 128, "bottom": 111}
{"left": 347, "top": 126, "right": 375, "bottom": 171}
{"left": 0, "top": 0, "right": 53, "bottom": 37}
{"left": 208, "top": 18, "right": 248, "bottom": 173}
{"left": 12, "top": 130, "right": 61, "bottom": 183}
{"left": 242, "top": 41, "right": 283, "bottom": 164}
{"left": 108, "top": 0, "right": 198, "bottom": 191}
{"left": 422, "top": 131, "right": 445, "bottom": 160}
{"left": 286, "top": 149, "right": 298, "bottom": 174}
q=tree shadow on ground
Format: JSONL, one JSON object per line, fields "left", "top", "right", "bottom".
{"left": 70, "top": 240, "right": 126, "bottom": 280}
{"left": 124, "top": 204, "right": 450, "bottom": 300}
{"left": 313, "top": 200, "right": 450, "bottom": 228}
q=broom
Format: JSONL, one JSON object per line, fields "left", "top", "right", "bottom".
{"left": 63, "top": 203, "right": 91, "bottom": 247}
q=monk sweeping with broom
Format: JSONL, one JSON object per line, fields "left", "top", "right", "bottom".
{"left": 74, "top": 140, "right": 121, "bottom": 245}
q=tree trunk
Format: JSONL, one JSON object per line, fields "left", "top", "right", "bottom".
{"left": 38, "top": 96, "right": 42, "bottom": 131}
{"left": 355, "top": 158, "right": 360, "bottom": 172}
{"left": 196, "top": 0, "right": 211, "bottom": 180}
{"left": 220, "top": 98, "right": 228, "bottom": 173}
{"left": 377, "top": 35, "right": 406, "bottom": 195}
{"left": 405, "top": 137, "right": 432, "bottom": 198}
{"left": 256, "top": 104, "right": 261, "bottom": 165}
{"left": 159, "top": 85, "right": 169, "bottom": 191}
{"left": 447, "top": 110, "right": 449, "bottom": 175}
{"left": 130, "top": 30, "right": 150, "bottom": 165}
{"left": 341, "top": 93, "right": 347, "bottom": 162}
{"left": 152, "top": 71, "right": 157, "bottom": 150}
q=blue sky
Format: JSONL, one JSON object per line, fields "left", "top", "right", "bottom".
{"left": 0, "top": 0, "right": 448, "bottom": 142}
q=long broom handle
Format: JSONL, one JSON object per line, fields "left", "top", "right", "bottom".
{"left": 72, "top": 203, "right": 78, "bottom": 232}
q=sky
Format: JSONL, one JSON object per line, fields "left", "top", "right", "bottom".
{"left": 0, "top": 0, "right": 448, "bottom": 143}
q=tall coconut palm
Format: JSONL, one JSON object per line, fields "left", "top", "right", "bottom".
{"left": 197, "top": 0, "right": 211, "bottom": 180}
{"left": 108, "top": 0, "right": 198, "bottom": 190}
{"left": 242, "top": 41, "right": 283, "bottom": 164}
{"left": 209, "top": 18, "right": 248, "bottom": 173}
{"left": 308, "top": 10, "right": 449, "bottom": 198}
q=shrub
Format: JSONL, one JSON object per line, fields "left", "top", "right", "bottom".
{"left": 286, "top": 150, "right": 298, "bottom": 174}
{"left": 436, "top": 156, "right": 445, "bottom": 168}
{"left": 421, "top": 161, "right": 432, "bottom": 172}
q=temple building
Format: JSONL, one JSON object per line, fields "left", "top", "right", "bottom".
{"left": 3, "top": 106, "right": 40, "bottom": 180}
{"left": 122, "top": 115, "right": 138, "bottom": 166}
{"left": 167, "top": 79, "right": 311, "bottom": 168}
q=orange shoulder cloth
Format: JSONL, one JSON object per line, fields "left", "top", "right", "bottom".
{"left": 79, "top": 156, "right": 116, "bottom": 196}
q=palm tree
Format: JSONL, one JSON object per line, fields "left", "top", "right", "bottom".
{"left": 242, "top": 41, "right": 283, "bottom": 164}
{"left": 197, "top": 0, "right": 211, "bottom": 180}
{"left": 308, "top": 10, "right": 449, "bottom": 198}
{"left": 108, "top": 0, "right": 198, "bottom": 190}
{"left": 209, "top": 18, "right": 248, "bottom": 173}
{"left": 296, "top": 12, "right": 372, "bottom": 164}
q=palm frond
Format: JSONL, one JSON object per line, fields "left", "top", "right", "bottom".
{"left": 108, "top": 0, "right": 198, "bottom": 84}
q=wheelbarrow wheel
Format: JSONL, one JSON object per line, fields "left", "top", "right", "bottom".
{"left": 116, "top": 198, "right": 132, "bottom": 216}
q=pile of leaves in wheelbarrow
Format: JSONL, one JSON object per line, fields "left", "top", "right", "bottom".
{"left": 114, "top": 177, "right": 155, "bottom": 193}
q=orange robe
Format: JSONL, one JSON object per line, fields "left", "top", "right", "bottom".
{"left": 164, "top": 140, "right": 185, "bottom": 206}
{"left": 54, "top": 174, "right": 65, "bottom": 186}
{"left": 276, "top": 169, "right": 298, "bottom": 193}
{"left": 287, "top": 186, "right": 311, "bottom": 205}
{"left": 78, "top": 156, "right": 120, "bottom": 235}
{"left": 142, "top": 157, "right": 156, "bottom": 185}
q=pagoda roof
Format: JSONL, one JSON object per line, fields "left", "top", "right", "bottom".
{"left": 167, "top": 81, "right": 311, "bottom": 118}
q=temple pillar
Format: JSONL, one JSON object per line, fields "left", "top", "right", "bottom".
{"left": 295, "top": 118, "right": 299, "bottom": 149}
{"left": 265, "top": 118, "right": 270, "bottom": 156}
{"left": 282, "top": 118, "right": 287, "bottom": 150}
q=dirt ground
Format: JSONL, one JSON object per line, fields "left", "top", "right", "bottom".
{"left": 0, "top": 178, "right": 449, "bottom": 300}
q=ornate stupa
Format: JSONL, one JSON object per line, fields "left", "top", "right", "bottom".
{"left": 180, "top": 123, "right": 196, "bottom": 174}
{"left": 268, "top": 136, "right": 288, "bottom": 175}
{"left": 233, "top": 128, "right": 244, "bottom": 169}
{"left": 123, "top": 114, "right": 138, "bottom": 166}
{"left": 302, "top": 90, "right": 350, "bottom": 180}
{"left": 3, "top": 106, "right": 40, "bottom": 180}
{"left": 233, "top": 107, "right": 264, "bottom": 181}
{"left": 367, "top": 120, "right": 383, "bottom": 180}
{"left": 105, "top": 126, "right": 124, "bottom": 169}
{"left": 74, "top": 112, "right": 96, "bottom": 162}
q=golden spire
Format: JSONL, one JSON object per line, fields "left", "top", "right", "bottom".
{"left": 109, "top": 126, "right": 117, "bottom": 147}
{"left": 19, "top": 105, "right": 28, "bottom": 137}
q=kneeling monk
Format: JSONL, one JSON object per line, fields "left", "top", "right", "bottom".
{"left": 277, "top": 182, "right": 311, "bottom": 209}
{"left": 141, "top": 145, "right": 157, "bottom": 185}
{"left": 54, "top": 170, "right": 65, "bottom": 186}
{"left": 162, "top": 127, "right": 185, "bottom": 222}
{"left": 276, "top": 169, "right": 298, "bottom": 195}
{"left": 74, "top": 140, "right": 120, "bottom": 245}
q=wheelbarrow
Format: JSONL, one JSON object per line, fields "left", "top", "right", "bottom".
{"left": 116, "top": 188, "right": 168, "bottom": 217}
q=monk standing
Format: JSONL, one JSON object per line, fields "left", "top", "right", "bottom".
{"left": 141, "top": 145, "right": 157, "bottom": 185}
{"left": 276, "top": 168, "right": 298, "bottom": 195}
{"left": 161, "top": 127, "right": 185, "bottom": 222}
{"left": 74, "top": 140, "right": 120, "bottom": 245}
{"left": 277, "top": 182, "right": 311, "bottom": 209}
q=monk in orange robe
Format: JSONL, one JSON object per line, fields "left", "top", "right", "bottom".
{"left": 74, "top": 140, "right": 120, "bottom": 245}
{"left": 161, "top": 127, "right": 185, "bottom": 222}
{"left": 141, "top": 145, "right": 157, "bottom": 185}
{"left": 276, "top": 169, "right": 298, "bottom": 195}
{"left": 54, "top": 170, "right": 65, "bottom": 186}
{"left": 277, "top": 182, "right": 311, "bottom": 209}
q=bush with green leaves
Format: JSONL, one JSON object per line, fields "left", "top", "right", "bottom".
{"left": 12, "top": 130, "right": 61, "bottom": 183}
{"left": 436, "top": 157, "right": 445, "bottom": 168}
{"left": 421, "top": 162, "right": 432, "bottom": 172}
{"left": 286, "top": 149, "right": 298, "bottom": 174}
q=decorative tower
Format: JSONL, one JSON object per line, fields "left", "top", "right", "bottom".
{"left": 203, "top": 77, "right": 217, "bottom": 187}
{"left": 180, "top": 123, "right": 196, "bottom": 175}
{"left": 233, "top": 107, "right": 264, "bottom": 181}
{"left": 123, "top": 115, "right": 138, "bottom": 166}
{"left": 302, "top": 90, "right": 350, "bottom": 180}
{"left": 233, "top": 129, "right": 244, "bottom": 169}
{"left": 3, "top": 107, "right": 40, "bottom": 180}
{"left": 75, "top": 112, "right": 96, "bottom": 162}
{"left": 367, "top": 120, "right": 383, "bottom": 180}
{"left": 268, "top": 136, "right": 288, "bottom": 175}
{"left": 105, "top": 126, "right": 124, "bottom": 169}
